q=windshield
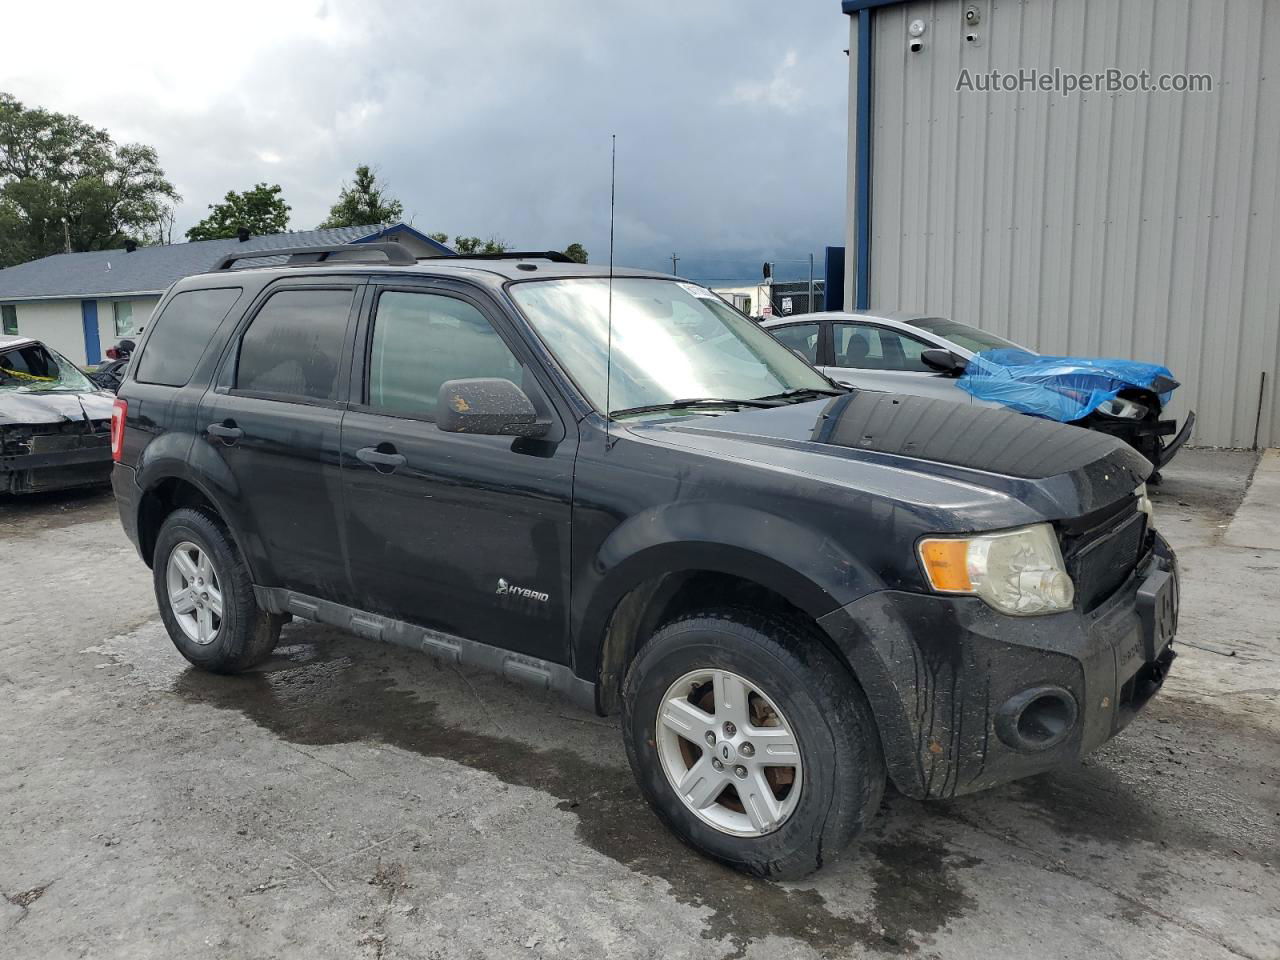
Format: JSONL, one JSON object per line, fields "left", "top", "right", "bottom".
{"left": 908, "top": 317, "right": 1027, "bottom": 354}
{"left": 0, "top": 342, "right": 97, "bottom": 394}
{"left": 511, "top": 277, "right": 832, "bottom": 417}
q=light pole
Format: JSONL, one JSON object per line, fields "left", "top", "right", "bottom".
{"left": 671, "top": 253, "right": 680, "bottom": 275}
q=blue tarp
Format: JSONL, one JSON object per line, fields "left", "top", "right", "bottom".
{"left": 957, "top": 349, "right": 1179, "bottom": 423}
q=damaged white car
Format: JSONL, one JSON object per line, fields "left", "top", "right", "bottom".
{"left": 0, "top": 334, "right": 114, "bottom": 495}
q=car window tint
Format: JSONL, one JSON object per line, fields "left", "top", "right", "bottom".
{"left": 833, "top": 323, "right": 932, "bottom": 372}
{"left": 368, "top": 291, "right": 522, "bottom": 418}
{"left": 236, "top": 288, "right": 353, "bottom": 401}
{"left": 135, "top": 288, "right": 243, "bottom": 387}
{"left": 770, "top": 323, "right": 820, "bottom": 364}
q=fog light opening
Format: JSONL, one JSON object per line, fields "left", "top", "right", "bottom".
{"left": 1017, "top": 694, "right": 1073, "bottom": 746}
{"left": 995, "top": 686, "right": 1078, "bottom": 753}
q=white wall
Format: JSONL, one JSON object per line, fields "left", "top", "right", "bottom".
{"left": 854, "top": 0, "right": 1280, "bottom": 448}
{"left": 1, "top": 296, "right": 160, "bottom": 365}
{"left": 5, "top": 300, "right": 86, "bottom": 363}
{"left": 96, "top": 297, "right": 160, "bottom": 358}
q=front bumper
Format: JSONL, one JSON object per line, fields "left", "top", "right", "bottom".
{"left": 819, "top": 532, "right": 1178, "bottom": 800}
{"left": 0, "top": 444, "right": 112, "bottom": 494}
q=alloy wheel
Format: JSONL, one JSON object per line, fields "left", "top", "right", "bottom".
{"left": 166, "top": 541, "right": 223, "bottom": 646}
{"left": 655, "top": 668, "right": 803, "bottom": 836}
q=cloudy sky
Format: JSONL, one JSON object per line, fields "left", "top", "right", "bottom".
{"left": 2, "top": 1, "right": 852, "bottom": 283}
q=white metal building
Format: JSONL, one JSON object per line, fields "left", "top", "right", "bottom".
{"left": 841, "top": 0, "right": 1280, "bottom": 447}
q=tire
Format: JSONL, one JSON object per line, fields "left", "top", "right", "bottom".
{"left": 152, "top": 507, "right": 283, "bottom": 673}
{"left": 622, "top": 608, "right": 885, "bottom": 880}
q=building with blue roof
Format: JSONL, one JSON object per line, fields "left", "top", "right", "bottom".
{"left": 0, "top": 222, "right": 450, "bottom": 364}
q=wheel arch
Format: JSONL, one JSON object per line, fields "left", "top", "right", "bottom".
{"left": 584, "top": 540, "right": 880, "bottom": 718}
{"left": 135, "top": 469, "right": 255, "bottom": 579}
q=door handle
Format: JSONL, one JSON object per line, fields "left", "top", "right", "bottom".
{"left": 356, "top": 446, "right": 406, "bottom": 471}
{"left": 206, "top": 421, "right": 243, "bottom": 442}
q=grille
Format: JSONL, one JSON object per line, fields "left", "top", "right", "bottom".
{"left": 1063, "top": 509, "right": 1148, "bottom": 612}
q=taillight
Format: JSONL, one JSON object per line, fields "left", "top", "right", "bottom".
{"left": 110, "top": 397, "right": 127, "bottom": 462}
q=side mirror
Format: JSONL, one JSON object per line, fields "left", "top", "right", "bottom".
{"left": 437, "top": 378, "right": 549, "bottom": 438}
{"left": 921, "top": 348, "right": 968, "bottom": 377}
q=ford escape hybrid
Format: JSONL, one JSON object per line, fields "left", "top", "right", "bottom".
{"left": 111, "top": 243, "right": 1178, "bottom": 879}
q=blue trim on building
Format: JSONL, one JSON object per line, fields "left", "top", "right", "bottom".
{"left": 841, "top": 0, "right": 906, "bottom": 13}
{"left": 80, "top": 300, "right": 101, "bottom": 365}
{"left": 824, "top": 246, "right": 846, "bottom": 311}
{"left": 354, "top": 223, "right": 454, "bottom": 256}
{"left": 853, "top": 8, "right": 874, "bottom": 310}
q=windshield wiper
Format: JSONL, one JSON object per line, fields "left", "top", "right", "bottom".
{"left": 610, "top": 397, "right": 783, "bottom": 418}
{"left": 751, "top": 387, "right": 848, "bottom": 403}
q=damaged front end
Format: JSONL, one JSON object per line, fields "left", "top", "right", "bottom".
{"left": 957, "top": 349, "right": 1195, "bottom": 475}
{"left": 1, "top": 339, "right": 115, "bottom": 495}
{"left": 0, "top": 418, "right": 114, "bottom": 494}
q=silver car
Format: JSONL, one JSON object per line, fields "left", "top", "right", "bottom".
{"left": 760, "top": 310, "right": 1193, "bottom": 475}
{"left": 760, "top": 311, "right": 1019, "bottom": 405}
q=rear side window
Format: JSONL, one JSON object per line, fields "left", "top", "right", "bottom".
{"left": 135, "top": 288, "right": 242, "bottom": 386}
{"left": 833, "top": 322, "right": 932, "bottom": 372}
{"left": 770, "top": 322, "right": 820, "bottom": 364}
{"left": 236, "top": 288, "right": 354, "bottom": 401}
{"left": 367, "top": 291, "right": 522, "bottom": 419}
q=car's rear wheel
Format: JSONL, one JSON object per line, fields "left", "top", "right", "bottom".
{"left": 622, "top": 608, "right": 885, "bottom": 879}
{"left": 153, "top": 507, "right": 283, "bottom": 673}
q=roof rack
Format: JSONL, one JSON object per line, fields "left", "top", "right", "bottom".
{"left": 446, "top": 250, "right": 576, "bottom": 264}
{"left": 211, "top": 241, "right": 418, "bottom": 272}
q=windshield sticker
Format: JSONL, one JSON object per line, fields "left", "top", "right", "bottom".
{"left": 677, "top": 282, "right": 721, "bottom": 301}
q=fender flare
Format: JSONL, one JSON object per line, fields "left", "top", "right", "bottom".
{"left": 574, "top": 501, "right": 884, "bottom": 692}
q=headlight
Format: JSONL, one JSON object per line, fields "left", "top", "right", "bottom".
{"left": 918, "top": 523, "right": 1074, "bottom": 616}
{"left": 1098, "top": 396, "right": 1149, "bottom": 419}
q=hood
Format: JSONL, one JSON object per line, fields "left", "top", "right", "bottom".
{"left": 0, "top": 389, "right": 115, "bottom": 427}
{"left": 631, "top": 390, "right": 1150, "bottom": 527}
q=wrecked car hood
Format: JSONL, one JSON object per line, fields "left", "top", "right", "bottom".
{"left": 957, "top": 348, "right": 1179, "bottom": 422}
{"left": 632, "top": 390, "right": 1151, "bottom": 526}
{"left": 0, "top": 390, "right": 115, "bottom": 426}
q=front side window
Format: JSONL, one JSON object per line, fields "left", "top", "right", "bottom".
{"left": 236, "top": 288, "right": 353, "bottom": 401}
{"left": 770, "top": 322, "right": 820, "bottom": 364}
{"left": 113, "top": 301, "right": 134, "bottom": 337}
{"left": 367, "top": 291, "right": 522, "bottom": 419}
{"left": 832, "top": 323, "right": 932, "bottom": 372}
{"left": 1, "top": 304, "right": 16, "bottom": 335}
{"left": 511, "top": 278, "right": 830, "bottom": 417}
{"left": 0, "top": 341, "right": 95, "bottom": 394}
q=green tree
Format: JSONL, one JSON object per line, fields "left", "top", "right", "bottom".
{"left": 0, "top": 92, "right": 179, "bottom": 267}
{"left": 426, "top": 231, "right": 450, "bottom": 245}
{"left": 317, "top": 164, "right": 404, "bottom": 228}
{"left": 453, "top": 235, "right": 508, "bottom": 255}
{"left": 564, "top": 242, "right": 588, "bottom": 264}
{"left": 185, "top": 183, "right": 291, "bottom": 241}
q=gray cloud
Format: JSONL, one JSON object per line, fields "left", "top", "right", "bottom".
{"left": 3, "top": 1, "right": 849, "bottom": 281}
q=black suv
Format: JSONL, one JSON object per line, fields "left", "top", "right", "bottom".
{"left": 111, "top": 243, "right": 1178, "bottom": 879}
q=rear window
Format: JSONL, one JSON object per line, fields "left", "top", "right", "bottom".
{"left": 235, "top": 288, "right": 354, "bottom": 401}
{"left": 135, "top": 287, "right": 243, "bottom": 386}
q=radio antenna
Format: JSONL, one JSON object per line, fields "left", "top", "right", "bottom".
{"left": 605, "top": 133, "right": 616, "bottom": 449}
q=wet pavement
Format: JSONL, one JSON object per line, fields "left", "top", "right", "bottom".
{"left": 1, "top": 448, "right": 1277, "bottom": 959}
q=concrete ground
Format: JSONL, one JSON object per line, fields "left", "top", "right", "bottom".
{"left": 1, "top": 448, "right": 1277, "bottom": 960}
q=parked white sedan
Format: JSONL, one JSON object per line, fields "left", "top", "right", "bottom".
{"left": 760, "top": 311, "right": 1020, "bottom": 403}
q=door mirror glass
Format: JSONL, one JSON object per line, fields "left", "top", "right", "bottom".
{"left": 436, "top": 378, "right": 549, "bottom": 438}
{"left": 921, "top": 348, "right": 968, "bottom": 376}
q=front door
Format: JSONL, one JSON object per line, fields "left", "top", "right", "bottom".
{"left": 823, "top": 321, "right": 958, "bottom": 399}
{"left": 339, "top": 283, "right": 577, "bottom": 663}
{"left": 197, "top": 281, "right": 361, "bottom": 602}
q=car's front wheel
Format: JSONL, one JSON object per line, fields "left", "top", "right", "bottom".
{"left": 622, "top": 609, "right": 885, "bottom": 879}
{"left": 153, "top": 507, "right": 283, "bottom": 673}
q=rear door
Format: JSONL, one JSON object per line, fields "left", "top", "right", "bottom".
{"left": 338, "top": 280, "right": 577, "bottom": 662}
{"left": 196, "top": 278, "right": 362, "bottom": 602}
